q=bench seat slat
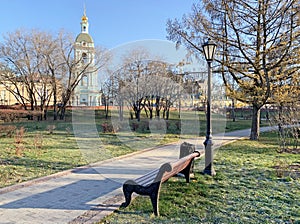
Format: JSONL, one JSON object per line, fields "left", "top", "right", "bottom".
{"left": 135, "top": 169, "right": 159, "bottom": 186}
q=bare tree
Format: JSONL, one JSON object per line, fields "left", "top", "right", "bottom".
{"left": 55, "top": 31, "right": 110, "bottom": 120}
{"left": 0, "top": 29, "right": 110, "bottom": 120}
{"left": 270, "top": 72, "right": 300, "bottom": 153}
{"left": 111, "top": 48, "right": 178, "bottom": 121}
{"left": 0, "top": 29, "right": 55, "bottom": 119}
{"left": 39, "top": 31, "right": 65, "bottom": 120}
{"left": 102, "top": 68, "right": 119, "bottom": 119}
{"left": 167, "top": 0, "right": 300, "bottom": 140}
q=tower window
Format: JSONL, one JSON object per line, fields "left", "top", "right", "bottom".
{"left": 81, "top": 75, "right": 88, "bottom": 86}
{"left": 82, "top": 53, "right": 88, "bottom": 63}
{"left": 83, "top": 26, "right": 86, "bottom": 32}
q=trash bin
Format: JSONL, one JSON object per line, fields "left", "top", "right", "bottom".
{"left": 179, "top": 142, "right": 195, "bottom": 158}
{"left": 179, "top": 142, "right": 196, "bottom": 174}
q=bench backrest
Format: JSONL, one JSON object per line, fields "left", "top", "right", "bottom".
{"left": 135, "top": 151, "right": 200, "bottom": 187}
{"left": 161, "top": 151, "right": 200, "bottom": 183}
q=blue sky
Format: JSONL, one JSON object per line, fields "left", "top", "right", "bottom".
{"left": 1, "top": 0, "right": 197, "bottom": 49}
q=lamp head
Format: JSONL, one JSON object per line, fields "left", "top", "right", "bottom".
{"left": 202, "top": 38, "right": 217, "bottom": 62}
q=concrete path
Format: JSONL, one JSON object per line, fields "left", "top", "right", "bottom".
{"left": 0, "top": 126, "right": 276, "bottom": 224}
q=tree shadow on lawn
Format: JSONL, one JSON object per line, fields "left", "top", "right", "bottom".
{"left": 3, "top": 157, "right": 81, "bottom": 171}
{"left": 218, "top": 141, "right": 277, "bottom": 155}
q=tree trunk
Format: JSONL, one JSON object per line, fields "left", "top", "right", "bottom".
{"left": 155, "top": 97, "right": 160, "bottom": 118}
{"left": 136, "top": 109, "right": 141, "bottom": 121}
{"left": 231, "top": 98, "right": 235, "bottom": 122}
{"left": 59, "top": 104, "right": 67, "bottom": 120}
{"left": 53, "top": 106, "right": 57, "bottom": 121}
{"left": 119, "top": 103, "right": 123, "bottom": 121}
{"left": 59, "top": 107, "right": 64, "bottom": 120}
{"left": 53, "top": 88, "right": 57, "bottom": 121}
{"left": 250, "top": 105, "right": 261, "bottom": 140}
{"left": 105, "top": 101, "right": 109, "bottom": 119}
{"left": 162, "top": 108, "right": 166, "bottom": 119}
{"left": 166, "top": 108, "right": 170, "bottom": 120}
{"left": 156, "top": 108, "right": 160, "bottom": 118}
{"left": 149, "top": 109, "right": 153, "bottom": 119}
{"left": 44, "top": 109, "right": 47, "bottom": 120}
{"left": 144, "top": 107, "right": 149, "bottom": 118}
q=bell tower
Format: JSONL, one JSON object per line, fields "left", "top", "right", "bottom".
{"left": 72, "top": 7, "right": 101, "bottom": 106}
{"left": 81, "top": 6, "right": 89, "bottom": 34}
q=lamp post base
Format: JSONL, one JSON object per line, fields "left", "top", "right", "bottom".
{"left": 203, "top": 138, "right": 216, "bottom": 176}
{"left": 202, "top": 166, "right": 216, "bottom": 176}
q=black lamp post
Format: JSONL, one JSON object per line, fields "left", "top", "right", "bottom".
{"left": 202, "top": 38, "right": 217, "bottom": 176}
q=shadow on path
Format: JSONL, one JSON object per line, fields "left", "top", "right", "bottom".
{"left": 0, "top": 179, "right": 121, "bottom": 210}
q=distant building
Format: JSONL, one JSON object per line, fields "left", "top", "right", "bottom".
{"left": 0, "top": 76, "right": 55, "bottom": 107}
{"left": 0, "top": 8, "right": 102, "bottom": 107}
{"left": 0, "top": 82, "right": 19, "bottom": 105}
{"left": 71, "top": 8, "right": 102, "bottom": 106}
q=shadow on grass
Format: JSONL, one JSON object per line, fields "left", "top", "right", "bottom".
{"left": 3, "top": 157, "right": 81, "bottom": 171}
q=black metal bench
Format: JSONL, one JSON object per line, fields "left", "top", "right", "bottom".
{"left": 120, "top": 151, "right": 202, "bottom": 216}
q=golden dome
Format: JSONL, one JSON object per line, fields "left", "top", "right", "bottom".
{"left": 81, "top": 15, "right": 88, "bottom": 22}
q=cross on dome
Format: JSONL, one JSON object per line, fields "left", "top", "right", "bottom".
{"left": 81, "top": 4, "right": 88, "bottom": 22}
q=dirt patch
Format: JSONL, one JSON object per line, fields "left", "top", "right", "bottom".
{"left": 273, "top": 163, "right": 300, "bottom": 179}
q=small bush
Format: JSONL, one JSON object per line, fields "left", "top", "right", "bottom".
{"left": 101, "top": 123, "right": 116, "bottom": 133}
{"left": 14, "top": 126, "right": 25, "bottom": 156}
{"left": 139, "top": 120, "right": 150, "bottom": 132}
{"left": 65, "top": 127, "right": 72, "bottom": 135}
{"left": 34, "top": 132, "right": 43, "bottom": 150}
{"left": 46, "top": 125, "right": 56, "bottom": 134}
{"left": 0, "top": 109, "right": 43, "bottom": 122}
{"left": 0, "top": 125, "right": 17, "bottom": 137}
{"left": 130, "top": 122, "right": 139, "bottom": 131}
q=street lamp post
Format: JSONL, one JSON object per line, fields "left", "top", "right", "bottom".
{"left": 202, "top": 38, "right": 217, "bottom": 176}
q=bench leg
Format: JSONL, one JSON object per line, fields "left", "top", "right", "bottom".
{"left": 180, "top": 159, "right": 194, "bottom": 183}
{"left": 120, "top": 180, "right": 136, "bottom": 208}
{"left": 121, "top": 180, "right": 162, "bottom": 216}
{"left": 149, "top": 183, "right": 161, "bottom": 216}
{"left": 121, "top": 163, "right": 172, "bottom": 214}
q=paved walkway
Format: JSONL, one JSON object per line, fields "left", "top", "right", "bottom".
{"left": 0, "top": 126, "right": 276, "bottom": 224}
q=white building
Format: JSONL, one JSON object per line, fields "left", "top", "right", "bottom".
{"left": 72, "top": 9, "right": 101, "bottom": 106}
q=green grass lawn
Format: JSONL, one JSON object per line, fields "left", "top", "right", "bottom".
{"left": 100, "top": 131, "right": 300, "bottom": 223}
{"left": 0, "top": 123, "right": 84, "bottom": 187}
{"left": 0, "top": 109, "right": 269, "bottom": 188}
